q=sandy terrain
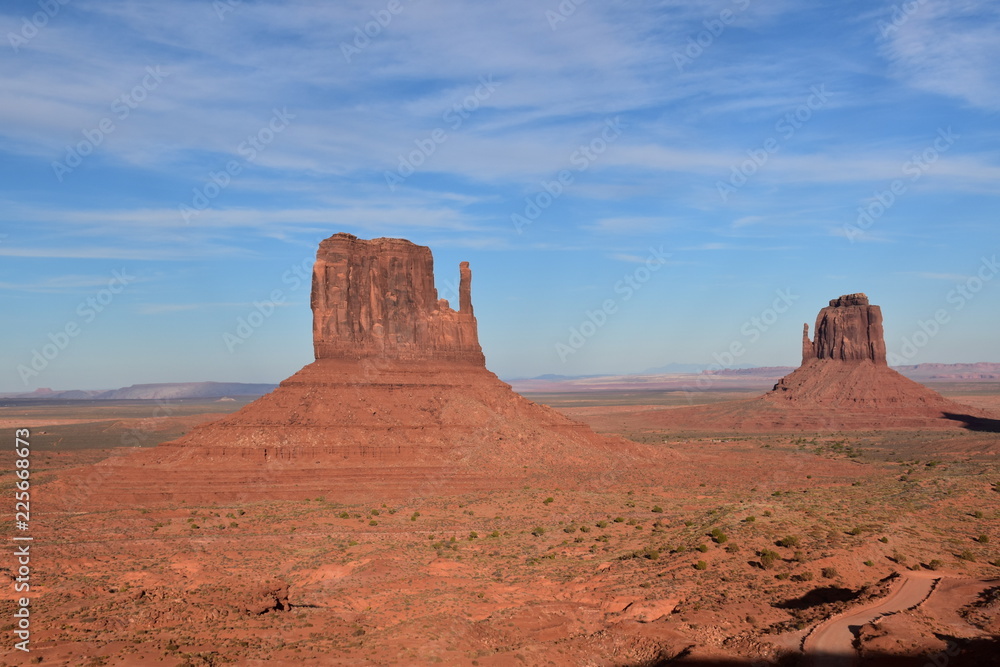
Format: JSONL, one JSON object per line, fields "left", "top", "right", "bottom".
{"left": 0, "top": 388, "right": 998, "bottom": 666}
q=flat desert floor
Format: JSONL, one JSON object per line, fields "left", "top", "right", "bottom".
{"left": 0, "top": 386, "right": 997, "bottom": 666}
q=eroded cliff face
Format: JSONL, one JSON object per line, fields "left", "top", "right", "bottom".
{"left": 802, "top": 293, "right": 887, "bottom": 365}
{"left": 311, "top": 233, "right": 483, "bottom": 365}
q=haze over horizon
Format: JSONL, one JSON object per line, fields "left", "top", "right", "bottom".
{"left": 2, "top": 0, "right": 998, "bottom": 393}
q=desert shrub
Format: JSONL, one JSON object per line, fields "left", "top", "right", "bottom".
{"left": 489, "top": 530, "right": 500, "bottom": 538}
{"left": 579, "top": 525, "right": 591, "bottom": 533}
{"left": 697, "top": 543, "right": 709, "bottom": 553}
{"left": 627, "top": 518, "right": 637, "bottom": 526}
{"left": 976, "top": 534, "right": 990, "bottom": 544}
{"left": 468, "top": 531, "right": 478, "bottom": 540}
{"left": 777, "top": 535, "right": 800, "bottom": 548}
{"left": 596, "top": 520, "right": 608, "bottom": 528}
{"left": 369, "top": 520, "right": 378, "bottom": 526}
{"left": 563, "top": 525, "right": 577, "bottom": 534}
{"left": 675, "top": 545, "right": 687, "bottom": 553}
{"left": 793, "top": 550, "right": 806, "bottom": 563}
{"left": 339, "top": 512, "right": 350, "bottom": 519}
{"left": 725, "top": 543, "right": 740, "bottom": 554}
{"left": 410, "top": 511, "right": 420, "bottom": 521}
{"left": 229, "top": 521, "right": 238, "bottom": 528}
{"left": 531, "top": 526, "right": 546, "bottom": 537}
{"left": 821, "top": 566, "right": 838, "bottom": 578}
{"left": 863, "top": 560, "right": 875, "bottom": 567}
{"left": 614, "top": 517, "right": 626, "bottom": 523}
{"left": 762, "top": 510, "right": 772, "bottom": 517}
{"left": 927, "top": 559, "right": 944, "bottom": 570}
{"left": 848, "top": 526, "right": 863, "bottom": 536}
{"left": 543, "top": 497, "right": 554, "bottom": 505}
{"left": 744, "top": 516, "right": 756, "bottom": 523}
{"left": 710, "top": 528, "right": 728, "bottom": 544}
{"left": 776, "top": 572, "right": 790, "bottom": 580}
{"left": 683, "top": 520, "right": 694, "bottom": 527}
{"left": 879, "top": 536, "right": 889, "bottom": 543}
{"left": 792, "top": 571, "right": 814, "bottom": 582}
{"left": 370, "top": 509, "right": 380, "bottom": 516}
{"left": 759, "top": 549, "right": 780, "bottom": 569}
{"left": 958, "top": 550, "right": 976, "bottom": 562}
{"left": 972, "top": 510, "right": 984, "bottom": 519}
{"left": 694, "top": 560, "right": 708, "bottom": 570}
{"left": 651, "top": 505, "right": 664, "bottom": 513}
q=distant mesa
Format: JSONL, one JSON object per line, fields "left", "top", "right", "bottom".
{"left": 639, "top": 293, "right": 997, "bottom": 431}
{"left": 56, "top": 233, "right": 652, "bottom": 508}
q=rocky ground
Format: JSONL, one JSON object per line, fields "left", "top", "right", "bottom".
{"left": 1, "top": 394, "right": 998, "bottom": 666}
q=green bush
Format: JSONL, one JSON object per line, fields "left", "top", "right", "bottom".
{"left": 651, "top": 505, "right": 663, "bottom": 513}
{"left": 531, "top": 526, "right": 546, "bottom": 537}
{"left": 821, "top": 566, "right": 838, "bottom": 578}
{"left": 694, "top": 560, "right": 708, "bottom": 570}
{"left": 927, "top": 559, "right": 944, "bottom": 570}
{"left": 777, "top": 535, "right": 800, "bottom": 548}
{"left": 759, "top": 550, "right": 780, "bottom": 569}
{"left": 697, "top": 543, "right": 709, "bottom": 553}
{"left": 543, "top": 497, "right": 554, "bottom": 505}
{"left": 710, "top": 528, "right": 728, "bottom": 544}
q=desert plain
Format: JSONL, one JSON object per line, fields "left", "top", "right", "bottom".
{"left": 0, "top": 381, "right": 997, "bottom": 666}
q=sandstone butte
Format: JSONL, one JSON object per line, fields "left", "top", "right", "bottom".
{"left": 643, "top": 293, "right": 996, "bottom": 431}
{"left": 54, "top": 233, "right": 655, "bottom": 509}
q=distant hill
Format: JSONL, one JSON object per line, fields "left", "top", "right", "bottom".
{"left": 1, "top": 382, "right": 278, "bottom": 401}
{"left": 893, "top": 362, "right": 1000, "bottom": 381}
{"left": 641, "top": 363, "right": 759, "bottom": 374}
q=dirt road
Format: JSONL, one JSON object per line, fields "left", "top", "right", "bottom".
{"left": 803, "top": 573, "right": 938, "bottom": 667}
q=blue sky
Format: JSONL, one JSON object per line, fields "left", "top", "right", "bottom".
{"left": 1, "top": 0, "right": 998, "bottom": 392}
